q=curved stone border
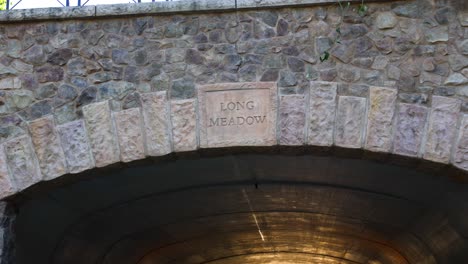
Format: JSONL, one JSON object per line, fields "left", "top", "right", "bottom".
{"left": 0, "top": 0, "right": 392, "bottom": 22}
{"left": 0, "top": 81, "right": 466, "bottom": 199}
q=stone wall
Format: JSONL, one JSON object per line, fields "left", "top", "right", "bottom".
{"left": 0, "top": 1, "right": 467, "bottom": 262}
{"left": 0, "top": 0, "right": 466, "bottom": 195}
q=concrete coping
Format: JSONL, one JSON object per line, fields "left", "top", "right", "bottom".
{"left": 0, "top": 0, "right": 393, "bottom": 22}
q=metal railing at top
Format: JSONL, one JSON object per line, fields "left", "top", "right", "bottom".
{"left": 5, "top": 0, "right": 172, "bottom": 10}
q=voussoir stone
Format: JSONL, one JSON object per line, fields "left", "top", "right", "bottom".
{"left": 28, "top": 116, "right": 67, "bottom": 179}
{"left": 308, "top": 81, "right": 337, "bottom": 147}
{"left": 141, "top": 91, "right": 172, "bottom": 156}
{"left": 57, "top": 120, "right": 94, "bottom": 174}
{"left": 365, "top": 87, "right": 397, "bottom": 152}
{"left": 0, "top": 144, "right": 15, "bottom": 199}
{"left": 452, "top": 114, "right": 468, "bottom": 171}
{"left": 171, "top": 99, "right": 197, "bottom": 152}
{"left": 3, "top": 135, "right": 42, "bottom": 191}
{"left": 335, "top": 96, "right": 366, "bottom": 148}
{"left": 279, "top": 95, "right": 306, "bottom": 145}
{"left": 424, "top": 96, "right": 461, "bottom": 164}
{"left": 393, "top": 103, "right": 428, "bottom": 157}
{"left": 114, "top": 108, "right": 145, "bottom": 163}
{"left": 82, "top": 101, "right": 120, "bottom": 167}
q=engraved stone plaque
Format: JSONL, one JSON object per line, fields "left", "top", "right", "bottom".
{"left": 198, "top": 82, "right": 277, "bottom": 148}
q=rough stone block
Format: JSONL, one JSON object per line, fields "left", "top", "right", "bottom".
{"left": 28, "top": 116, "right": 67, "bottom": 179}
{"left": 198, "top": 82, "right": 277, "bottom": 148}
{"left": 3, "top": 135, "right": 41, "bottom": 191}
{"left": 335, "top": 96, "right": 366, "bottom": 148}
{"left": 376, "top": 11, "right": 397, "bottom": 29}
{"left": 57, "top": 120, "right": 94, "bottom": 174}
{"left": 308, "top": 82, "right": 337, "bottom": 146}
{"left": 459, "top": 12, "right": 468, "bottom": 26}
{"left": 0, "top": 145, "right": 15, "bottom": 199}
{"left": 141, "top": 92, "right": 172, "bottom": 156}
{"left": 114, "top": 108, "right": 145, "bottom": 163}
{"left": 171, "top": 99, "right": 197, "bottom": 152}
{"left": 82, "top": 101, "right": 120, "bottom": 167}
{"left": 279, "top": 95, "right": 306, "bottom": 145}
{"left": 452, "top": 114, "right": 468, "bottom": 171}
{"left": 393, "top": 103, "right": 428, "bottom": 157}
{"left": 365, "top": 87, "right": 397, "bottom": 152}
{"left": 424, "top": 96, "right": 461, "bottom": 163}
{"left": 0, "top": 77, "right": 21, "bottom": 90}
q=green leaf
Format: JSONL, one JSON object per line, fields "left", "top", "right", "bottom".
{"left": 319, "top": 51, "right": 330, "bottom": 62}
{"left": 358, "top": 4, "right": 368, "bottom": 16}
{"left": 336, "top": 27, "right": 341, "bottom": 34}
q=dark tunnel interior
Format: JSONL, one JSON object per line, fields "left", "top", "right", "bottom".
{"left": 9, "top": 150, "right": 468, "bottom": 264}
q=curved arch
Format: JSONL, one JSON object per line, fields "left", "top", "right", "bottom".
{"left": 0, "top": 1, "right": 467, "bottom": 263}
{"left": 193, "top": 252, "right": 387, "bottom": 264}
{"left": 12, "top": 151, "right": 467, "bottom": 264}
{"left": 110, "top": 212, "right": 414, "bottom": 264}
{"left": 0, "top": 81, "right": 467, "bottom": 199}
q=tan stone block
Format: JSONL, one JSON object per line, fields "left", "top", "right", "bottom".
{"left": 3, "top": 135, "right": 41, "bottom": 191}
{"left": 198, "top": 82, "right": 277, "bottom": 148}
{"left": 452, "top": 114, "right": 468, "bottom": 171}
{"left": 393, "top": 103, "right": 428, "bottom": 157}
{"left": 114, "top": 108, "right": 145, "bottom": 163}
{"left": 424, "top": 96, "right": 461, "bottom": 164}
{"left": 279, "top": 95, "right": 306, "bottom": 145}
{"left": 171, "top": 99, "right": 197, "bottom": 152}
{"left": 57, "top": 120, "right": 95, "bottom": 174}
{"left": 308, "top": 81, "right": 337, "bottom": 146}
{"left": 83, "top": 101, "right": 120, "bottom": 167}
{"left": 365, "top": 86, "right": 397, "bottom": 152}
{"left": 335, "top": 96, "right": 367, "bottom": 149}
{"left": 141, "top": 91, "right": 172, "bottom": 156}
{"left": 0, "top": 144, "right": 15, "bottom": 199}
{"left": 28, "top": 116, "right": 67, "bottom": 179}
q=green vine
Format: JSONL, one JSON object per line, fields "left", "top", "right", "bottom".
{"left": 319, "top": 0, "right": 368, "bottom": 62}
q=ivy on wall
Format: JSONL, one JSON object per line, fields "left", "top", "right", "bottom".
{"left": 320, "top": 0, "right": 368, "bottom": 62}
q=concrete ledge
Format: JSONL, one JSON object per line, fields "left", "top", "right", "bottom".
{"left": 237, "top": 0, "right": 389, "bottom": 9}
{"left": 96, "top": 0, "right": 236, "bottom": 17}
{"left": 0, "top": 6, "right": 95, "bottom": 22}
{"left": 0, "top": 0, "right": 393, "bottom": 22}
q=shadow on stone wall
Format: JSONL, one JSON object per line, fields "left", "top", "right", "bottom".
{"left": 0, "top": 203, "right": 15, "bottom": 264}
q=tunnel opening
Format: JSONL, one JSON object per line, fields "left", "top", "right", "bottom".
{"left": 8, "top": 148, "right": 468, "bottom": 264}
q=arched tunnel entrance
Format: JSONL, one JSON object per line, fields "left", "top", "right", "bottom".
{"left": 9, "top": 149, "right": 468, "bottom": 264}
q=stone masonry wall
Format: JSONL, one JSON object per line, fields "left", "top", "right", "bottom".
{"left": 0, "top": 1, "right": 467, "bottom": 261}
{"left": 0, "top": 0, "right": 466, "bottom": 199}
